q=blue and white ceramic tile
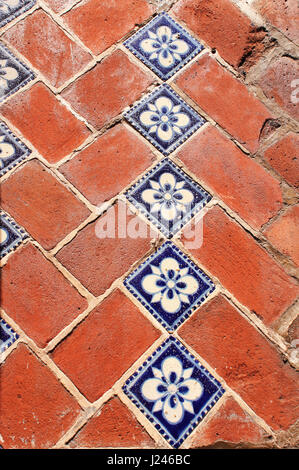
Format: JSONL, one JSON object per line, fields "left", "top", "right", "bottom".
{"left": 124, "top": 12, "right": 204, "bottom": 81}
{"left": 124, "top": 241, "right": 215, "bottom": 331}
{"left": 0, "top": 122, "right": 31, "bottom": 176}
{"left": 125, "top": 158, "right": 211, "bottom": 238}
{"left": 124, "top": 84, "right": 206, "bottom": 156}
{"left": 0, "top": 42, "right": 34, "bottom": 102}
{"left": 123, "top": 336, "right": 225, "bottom": 448}
{"left": 0, "top": 319, "right": 19, "bottom": 354}
{"left": 0, "top": 0, "right": 36, "bottom": 28}
{"left": 0, "top": 212, "right": 27, "bottom": 258}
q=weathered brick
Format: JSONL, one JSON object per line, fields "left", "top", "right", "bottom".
{"left": 60, "top": 124, "right": 156, "bottom": 206}
{"left": 70, "top": 397, "right": 155, "bottom": 448}
{"left": 182, "top": 206, "right": 299, "bottom": 325}
{"left": 0, "top": 83, "right": 90, "bottom": 163}
{"left": 51, "top": 290, "right": 161, "bottom": 402}
{"left": 62, "top": 50, "right": 153, "bottom": 129}
{"left": 176, "top": 54, "right": 271, "bottom": 152}
{"left": 179, "top": 295, "right": 299, "bottom": 430}
{"left": 43, "top": 0, "right": 78, "bottom": 13}
{"left": 0, "top": 344, "right": 80, "bottom": 448}
{"left": 56, "top": 201, "right": 156, "bottom": 296}
{"left": 1, "top": 243, "right": 88, "bottom": 348}
{"left": 1, "top": 160, "right": 90, "bottom": 250}
{"left": 2, "top": 10, "right": 92, "bottom": 88}
{"left": 189, "top": 397, "right": 267, "bottom": 448}
{"left": 265, "top": 205, "right": 299, "bottom": 266}
{"left": 287, "top": 316, "right": 299, "bottom": 344}
{"left": 263, "top": 133, "right": 299, "bottom": 188}
{"left": 258, "top": 57, "right": 299, "bottom": 120}
{"left": 63, "top": 0, "right": 154, "bottom": 55}
{"left": 177, "top": 125, "right": 282, "bottom": 229}
{"left": 253, "top": 0, "right": 299, "bottom": 44}
{"left": 171, "top": 0, "right": 266, "bottom": 69}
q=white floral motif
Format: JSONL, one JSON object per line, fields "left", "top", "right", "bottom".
{"left": 142, "top": 257, "right": 199, "bottom": 314}
{"left": 0, "top": 0, "right": 21, "bottom": 13}
{"left": 142, "top": 172, "right": 194, "bottom": 222}
{"left": 0, "top": 135, "right": 15, "bottom": 168}
{"left": 0, "top": 59, "right": 18, "bottom": 92}
{"left": 141, "top": 356, "right": 203, "bottom": 424}
{"left": 140, "top": 25, "right": 189, "bottom": 69}
{"left": 140, "top": 96, "right": 190, "bottom": 143}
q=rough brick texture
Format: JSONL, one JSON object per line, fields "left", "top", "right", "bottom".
{"left": 43, "top": 0, "right": 78, "bottom": 13}
{"left": 63, "top": 0, "right": 154, "bottom": 55}
{"left": 177, "top": 125, "right": 282, "bottom": 229}
{"left": 254, "top": 0, "right": 299, "bottom": 44}
{"left": 179, "top": 295, "right": 299, "bottom": 430}
{"left": 60, "top": 124, "right": 156, "bottom": 206}
{"left": 176, "top": 54, "right": 271, "bottom": 152}
{"left": 263, "top": 133, "right": 299, "bottom": 188}
{"left": 2, "top": 10, "right": 92, "bottom": 88}
{"left": 62, "top": 50, "right": 153, "bottom": 129}
{"left": 51, "top": 290, "right": 160, "bottom": 402}
{"left": 172, "top": 0, "right": 266, "bottom": 69}
{"left": 0, "top": 344, "right": 80, "bottom": 449}
{"left": 182, "top": 206, "right": 299, "bottom": 325}
{"left": 0, "top": 83, "right": 90, "bottom": 163}
{"left": 70, "top": 397, "right": 155, "bottom": 448}
{"left": 1, "top": 243, "right": 88, "bottom": 348}
{"left": 1, "top": 160, "right": 90, "bottom": 250}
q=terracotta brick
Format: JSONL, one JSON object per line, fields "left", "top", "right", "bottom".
{"left": 63, "top": 0, "right": 154, "bottom": 55}
{"left": 258, "top": 57, "right": 299, "bottom": 120}
{"left": 62, "top": 50, "right": 153, "bottom": 130}
{"left": 176, "top": 54, "right": 271, "bottom": 152}
{"left": 2, "top": 10, "right": 92, "bottom": 88}
{"left": 182, "top": 206, "right": 299, "bottom": 325}
{"left": 179, "top": 295, "right": 299, "bottom": 430}
{"left": 263, "top": 133, "right": 299, "bottom": 188}
{"left": 265, "top": 205, "right": 299, "bottom": 266}
{"left": 0, "top": 83, "right": 90, "bottom": 163}
{"left": 177, "top": 125, "right": 282, "bottom": 229}
{"left": 254, "top": 0, "right": 299, "bottom": 44}
{"left": 51, "top": 290, "right": 161, "bottom": 402}
{"left": 43, "top": 0, "right": 78, "bottom": 13}
{"left": 60, "top": 124, "right": 156, "bottom": 206}
{"left": 0, "top": 344, "right": 80, "bottom": 449}
{"left": 1, "top": 160, "right": 90, "bottom": 250}
{"left": 190, "top": 397, "right": 267, "bottom": 448}
{"left": 70, "top": 397, "right": 155, "bottom": 448}
{"left": 172, "top": 0, "right": 266, "bottom": 69}
{"left": 1, "top": 243, "right": 88, "bottom": 348}
{"left": 56, "top": 201, "right": 156, "bottom": 296}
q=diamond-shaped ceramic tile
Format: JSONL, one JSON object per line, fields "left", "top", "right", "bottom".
{"left": 125, "top": 158, "right": 211, "bottom": 238}
{"left": 0, "top": 319, "right": 19, "bottom": 354}
{"left": 123, "top": 336, "right": 225, "bottom": 448}
{"left": 0, "top": 0, "right": 36, "bottom": 28}
{"left": 124, "top": 12, "right": 204, "bottom": 81}
{"left": 124, "top": 241, "right": 215, "bottom": 331}
{"left": 0, "top": 212, "right": 27, "bottom": 258}
{"left": 0, "top": 43, "right": 34, "bottom": 102}
{"left": 0, "top": 122, "right": 31, "bottom": 176}
{"left": 124, "top": 84, "right": 206, "bottom": 155}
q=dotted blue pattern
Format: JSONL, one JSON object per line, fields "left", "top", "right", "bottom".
{"left": 123, "top": 336, "right": 225, "bottom": 448}
{"left": 124, "top": 12, "right": 204, "bottom": 80}
{"left": 0, "top": 121, "right": 31, "bottom": 176}
{"left": 0, "top": 212, "right": 28, "bottom": 258}
{"left": 0, "top": 319, "right": 19, "bottom": 354}
{"left": 0, "top": 0, "right": 36, "bottom": 28}
{"left": 124, "top": 84, "right": 206, "bottom": 156}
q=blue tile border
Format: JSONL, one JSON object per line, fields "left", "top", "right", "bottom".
{"left": 124, "top": 241, "right": 215, "bottom": 331}
{"left": 0, "top": 121, "right": 31, "bottom": 176}
{"left": 0, "top": 0, "right": 36, "bottom": 28}
{"left": 0, "top": 318, "right": 19, "bottom": 354}
{"left": 123, "top": 336, "right": 225, "bottom": 448}
{"left": 124, "top": 12, "right": 204, "bottom": 81}
{"left": 124, "top": 84, "right": 206, "bottom": 156}
{"left": 0, "top": 212, "right": 28, "bottom": 258}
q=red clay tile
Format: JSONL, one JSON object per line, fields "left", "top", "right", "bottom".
{"left": 0, "top": 82, "right": 90, "bottom": 163}
{"left": 263, "top": 133, "right": 299, "bottom": 188}
{"left": 254, "top": 0, "right": 299, "bottom": 44}
{"left": 51, "top": 289, "right": 161, "bottom": 402}
{"left": 62, "top": 50, "right": 153, "bottom": 129}
{"left": 0, "top": 344, "right": 80, "bottom": 449}
{"left": 1, "top": 160, "right": 90, "bottom": 250}
{"left": 63, "top": 0, "right": 154, "bottom": 54}
{"left": 1, "top": 243, "right": 88, "bottom": 348}
{"left": 60, "top": 124, "right": 156, "bottom": 206}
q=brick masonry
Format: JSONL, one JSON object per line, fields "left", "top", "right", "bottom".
{"left": 0, "top": 0, "right": 298, "bottom": 450}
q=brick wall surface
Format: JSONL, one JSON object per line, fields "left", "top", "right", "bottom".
{"left": 0, "top": 0, "right": 298, "bottom": 450}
